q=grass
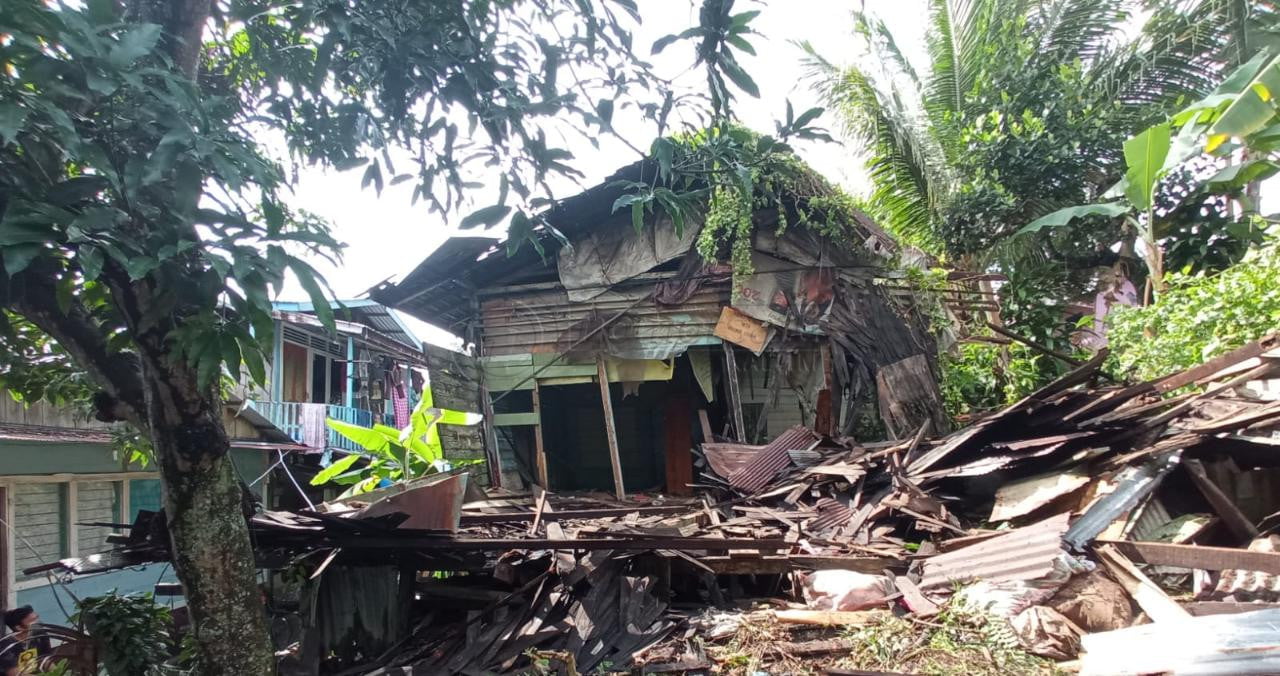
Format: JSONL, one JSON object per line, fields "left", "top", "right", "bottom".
{"left": 832, "top": 603, "right": 1058, "bottom": 675}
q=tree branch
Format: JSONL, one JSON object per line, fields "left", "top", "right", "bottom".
{"left": 1, "top": 260, "right": 148, "bottom": 427}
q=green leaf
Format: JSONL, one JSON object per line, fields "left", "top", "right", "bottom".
{"left": 0, "top": 105, "right": 29, "bottom": 146}
{"left": 1123, "top": 123, "right": 1171, "bottom": 211}
{"left": 725, "top": 34, "right": 756, "bottom": 56}
{"left": 611, "top": 193, "right": 641, "bottom": 213}
{"left": 651, "top": 137, "right": 674, "bottom": 180}
{"left": 220, "top": 334, "right": 242, "bottom": 380}
{"left": 240, "top": 338, "right": 266, "bottom": 385}
{"left": 2, "top": 244, "right": 43, "bottom": 275}
{"left": 730, "top": 10, "right": 761, "bottom": 29}
{"left": 1212, "top": 56, "right": 1280, "bottom": 139}
{"left": 326, "top": 419, "right": 403, "bottom": 457}
{"left": 651, "top": 27, "right": 700, "bottom": 55}
{"left": 78, "top": 246, "right": 104, "bottom": 280}
{"left": 460, "top": 204, "right": 512, "bottom": 230}
{"left": 596, "top": 99, "right": 614, "bottom": 127}
{"left": 288, "top": 260, "right": 334, "bottom": 330}
{"left": 309, "top": 453, "right": 361, "bottom": 485}
{"left": 108, "top": 24, "right": 162, "bottom": 68}
{"left": 631, "top": 200, "right": 644, "bottom": 234}
{"left": 196, "top": 334, "right": 223, "bottom": 388}
{"left": 1019, "top": 202, "right": 1130, "bottom": 234}
{"left": 793, "top": 107, "right": 823, "bottom": 129}
{"left": 720, "top": 57, "right": 760, "bottom": 98}
{"left": 44, "top": 176, "right": 109, "bottom": 206}
{"left": 1206, "top": 159, "right": 1280, "bottom": 189}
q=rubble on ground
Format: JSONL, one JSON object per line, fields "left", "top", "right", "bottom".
{"left": 30, "top": 334, "right": 1280, "bottom": 674}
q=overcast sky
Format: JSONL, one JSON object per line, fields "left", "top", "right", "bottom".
{"left": 274, "top": 1, "right": 928, "bottom": 346}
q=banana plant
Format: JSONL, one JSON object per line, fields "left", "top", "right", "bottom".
{"left": 310, "top": 386, "right": 482, "bottom": 498}
{"left": 1021, "top": 51, "right": 1280, "bottom": 298}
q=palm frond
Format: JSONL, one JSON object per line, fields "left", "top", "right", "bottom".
{"left": 801, "top": 43, "right": 947, "bottom": 252}
{"left": 1029, "top": 0, "right": 1133, "bottom": 63}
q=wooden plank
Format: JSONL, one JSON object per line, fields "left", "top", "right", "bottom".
{"left": 894, "top": 576, "right": 939, "bottom": 617}
{"left": 1154, "top": 332, "right": 1280, "bottom": 393}
{"left": 663, "top": 396, "right": 694, "bottom": 496}
{"left": 773, "top": 610, "right": 886, "bottom": 627}
{"left": 596, "top": 356, "right": 626, "bottom": 501}
{"left": 698, "top": 409, "right": 714, "bottom": 443}
{"left": 458, "top": 505, "right": 690, "bottom": 525}
{"left": 493, "top": 412, "right": 540, "bottom": 426}
{"left": 713, "top": 306, "right": 769, "bottom": 353}
{"left": 531, "top": 381, "right": 549, "bottom": 488}
{"left": 1184, "top": 458, "right": 1258, "bottom": 543}
{"left": 721, "top": 343, "right": 745, "bottom": 442}
{"left": 1095, "top": 540, "right": 1280, "bottom": 574}
{"left": 1095, "top": 544, "right": 1191, "bottom": 623}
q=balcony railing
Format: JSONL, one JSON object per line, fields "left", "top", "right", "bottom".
{"left": 248, "top": 400, "right": 396, "bottom": 453}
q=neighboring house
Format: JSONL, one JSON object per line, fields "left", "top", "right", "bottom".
{"left": 371, "top": 155, "right": 986, "bottom": 495}
{"left": 0, "top": 393, "right": 302, "bottom": 624}
{"left": 245, "top": 300, "right": 443, "bottom": 503}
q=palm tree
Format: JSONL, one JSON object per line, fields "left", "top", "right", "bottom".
{"left": 804, "top": 0, "right": 1265, "bottom": 260}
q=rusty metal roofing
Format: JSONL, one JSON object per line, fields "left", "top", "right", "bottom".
{"left": 701, "top": 442, "right": 765, "bottom": 479}
{"left": 727, "top": 426, "right": 821, "bottom": 493}
{"left": 918, "top": 512, "right": 1070, "bottom": 589}
{"left": 810, "top": 498, "right": 853, "bottom": 534}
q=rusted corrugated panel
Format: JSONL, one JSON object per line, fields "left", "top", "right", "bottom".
{"left": 918, "top": 512, "right": 1070, "bottom": 589}
{"left": 810, "top": 498, "right": 853, "bottom": 533}
{"left": 727, "top": 426, "right": 821, "bottom": 493}
{"left": 701, "top": 442, "right": 765, "bottom": 479}
{"left": 353, "top": 473, "right": 468, "bottom": 532}
{"left": 479, "top": 283, "right": 729, "bottom": 357}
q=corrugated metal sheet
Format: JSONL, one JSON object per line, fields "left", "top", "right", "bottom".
{"left": 479, "top": 283, "right": 729, "bottom": 357}
{"left": 1063, "top": 451, "right": 1182, "bottom": 550}
{"left": 1080, "top": 607, "right": 1280, "bottom": 675}
{"left": 701, "top": 442, "right": 765, "bottom": 479}
{"left": 727, "top": 426, "right": 821, "bottom": 492}
{"left": 810, "top": 497, "right": 853, "bottom": 533}
{"left": 918, "top": 512, "right": 1070, "bottom": 589}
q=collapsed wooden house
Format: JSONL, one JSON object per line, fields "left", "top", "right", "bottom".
{"left": 371, "top": 154, "right": 988, "bottom": 495}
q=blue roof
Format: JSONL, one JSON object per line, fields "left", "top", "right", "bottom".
{"left": 272, "top": 299, "right": 421, "bottom": 350}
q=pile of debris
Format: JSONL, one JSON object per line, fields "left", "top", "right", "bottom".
{"left": 33, "top": 335, "right": 1280, "bottom": 674}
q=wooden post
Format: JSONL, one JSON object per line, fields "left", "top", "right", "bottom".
{"left": 596, "top": 357, "right": 626, "bottom": 500}
{"left": 663, "top": 396, "right": 694, "bottom": 496}
{"left": 721, "top": 342, "right": 745, "bottom": 442}
{"left": 532, "top": 380, "right": 549, "bottom": 489}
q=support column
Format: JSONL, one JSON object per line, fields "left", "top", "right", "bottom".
{"left": 270, "top": 320, "right": 284, "bottom": 402}
{"left": 596, "top": 356, "right": 626, "bottom": 501}
{"left": 345, "top": 336, "right": 355, "bottom": 409}
{"left": 721, "top": 342, "right": 745, "bottom": 442}
{"left": 532, "top": 380, "right": 549, "bottom": 489}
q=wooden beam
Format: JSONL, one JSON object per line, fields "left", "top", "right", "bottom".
{"left": 1095, "top": 544, "right": 1191, "bottom": 623}
{"left": 458, "top": 505, "right": 690, "bottom": 525}
{"left": 596, "top": 356, "right": 626, "bottom": 501}
{"left": 1184, "top": 458, "right": 1258, "bottom": 543}
{"left": 721, "top": 342, "right": 745, "bottom": 442}
{"left": 1095, "top": 540, "right": 1280, "bottom": 574}
{"left": 531, "top": 381, "right": 548, "bottom": 489}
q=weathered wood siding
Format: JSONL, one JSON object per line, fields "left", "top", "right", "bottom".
{"left": 478, "top": 283, "right": 728, "bottom": 356}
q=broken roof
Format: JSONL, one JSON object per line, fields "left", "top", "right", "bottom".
{"left": 369, "top": 153, "right": 899, "bottom": 333}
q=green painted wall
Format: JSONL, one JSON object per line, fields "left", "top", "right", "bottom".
{"left": 0, "top": 441, "right": 270, "bottom": 497}
{"left": 0, "top": 440, "right": 141, "bottom": 475}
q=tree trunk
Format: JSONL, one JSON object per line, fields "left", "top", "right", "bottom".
{"left": 145, "top": 372, "right": 273, "bottom": 675}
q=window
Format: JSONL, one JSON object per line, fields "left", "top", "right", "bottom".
{"left": 8, "top": 477, "right": 155, "bottom": 587}
{"left": 12, "top": 484, "right": 65, "bottom": 582}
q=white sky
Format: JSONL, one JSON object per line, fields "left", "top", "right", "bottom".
{"left": 274, "top": 0, "right": 925, "bottom": 346}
